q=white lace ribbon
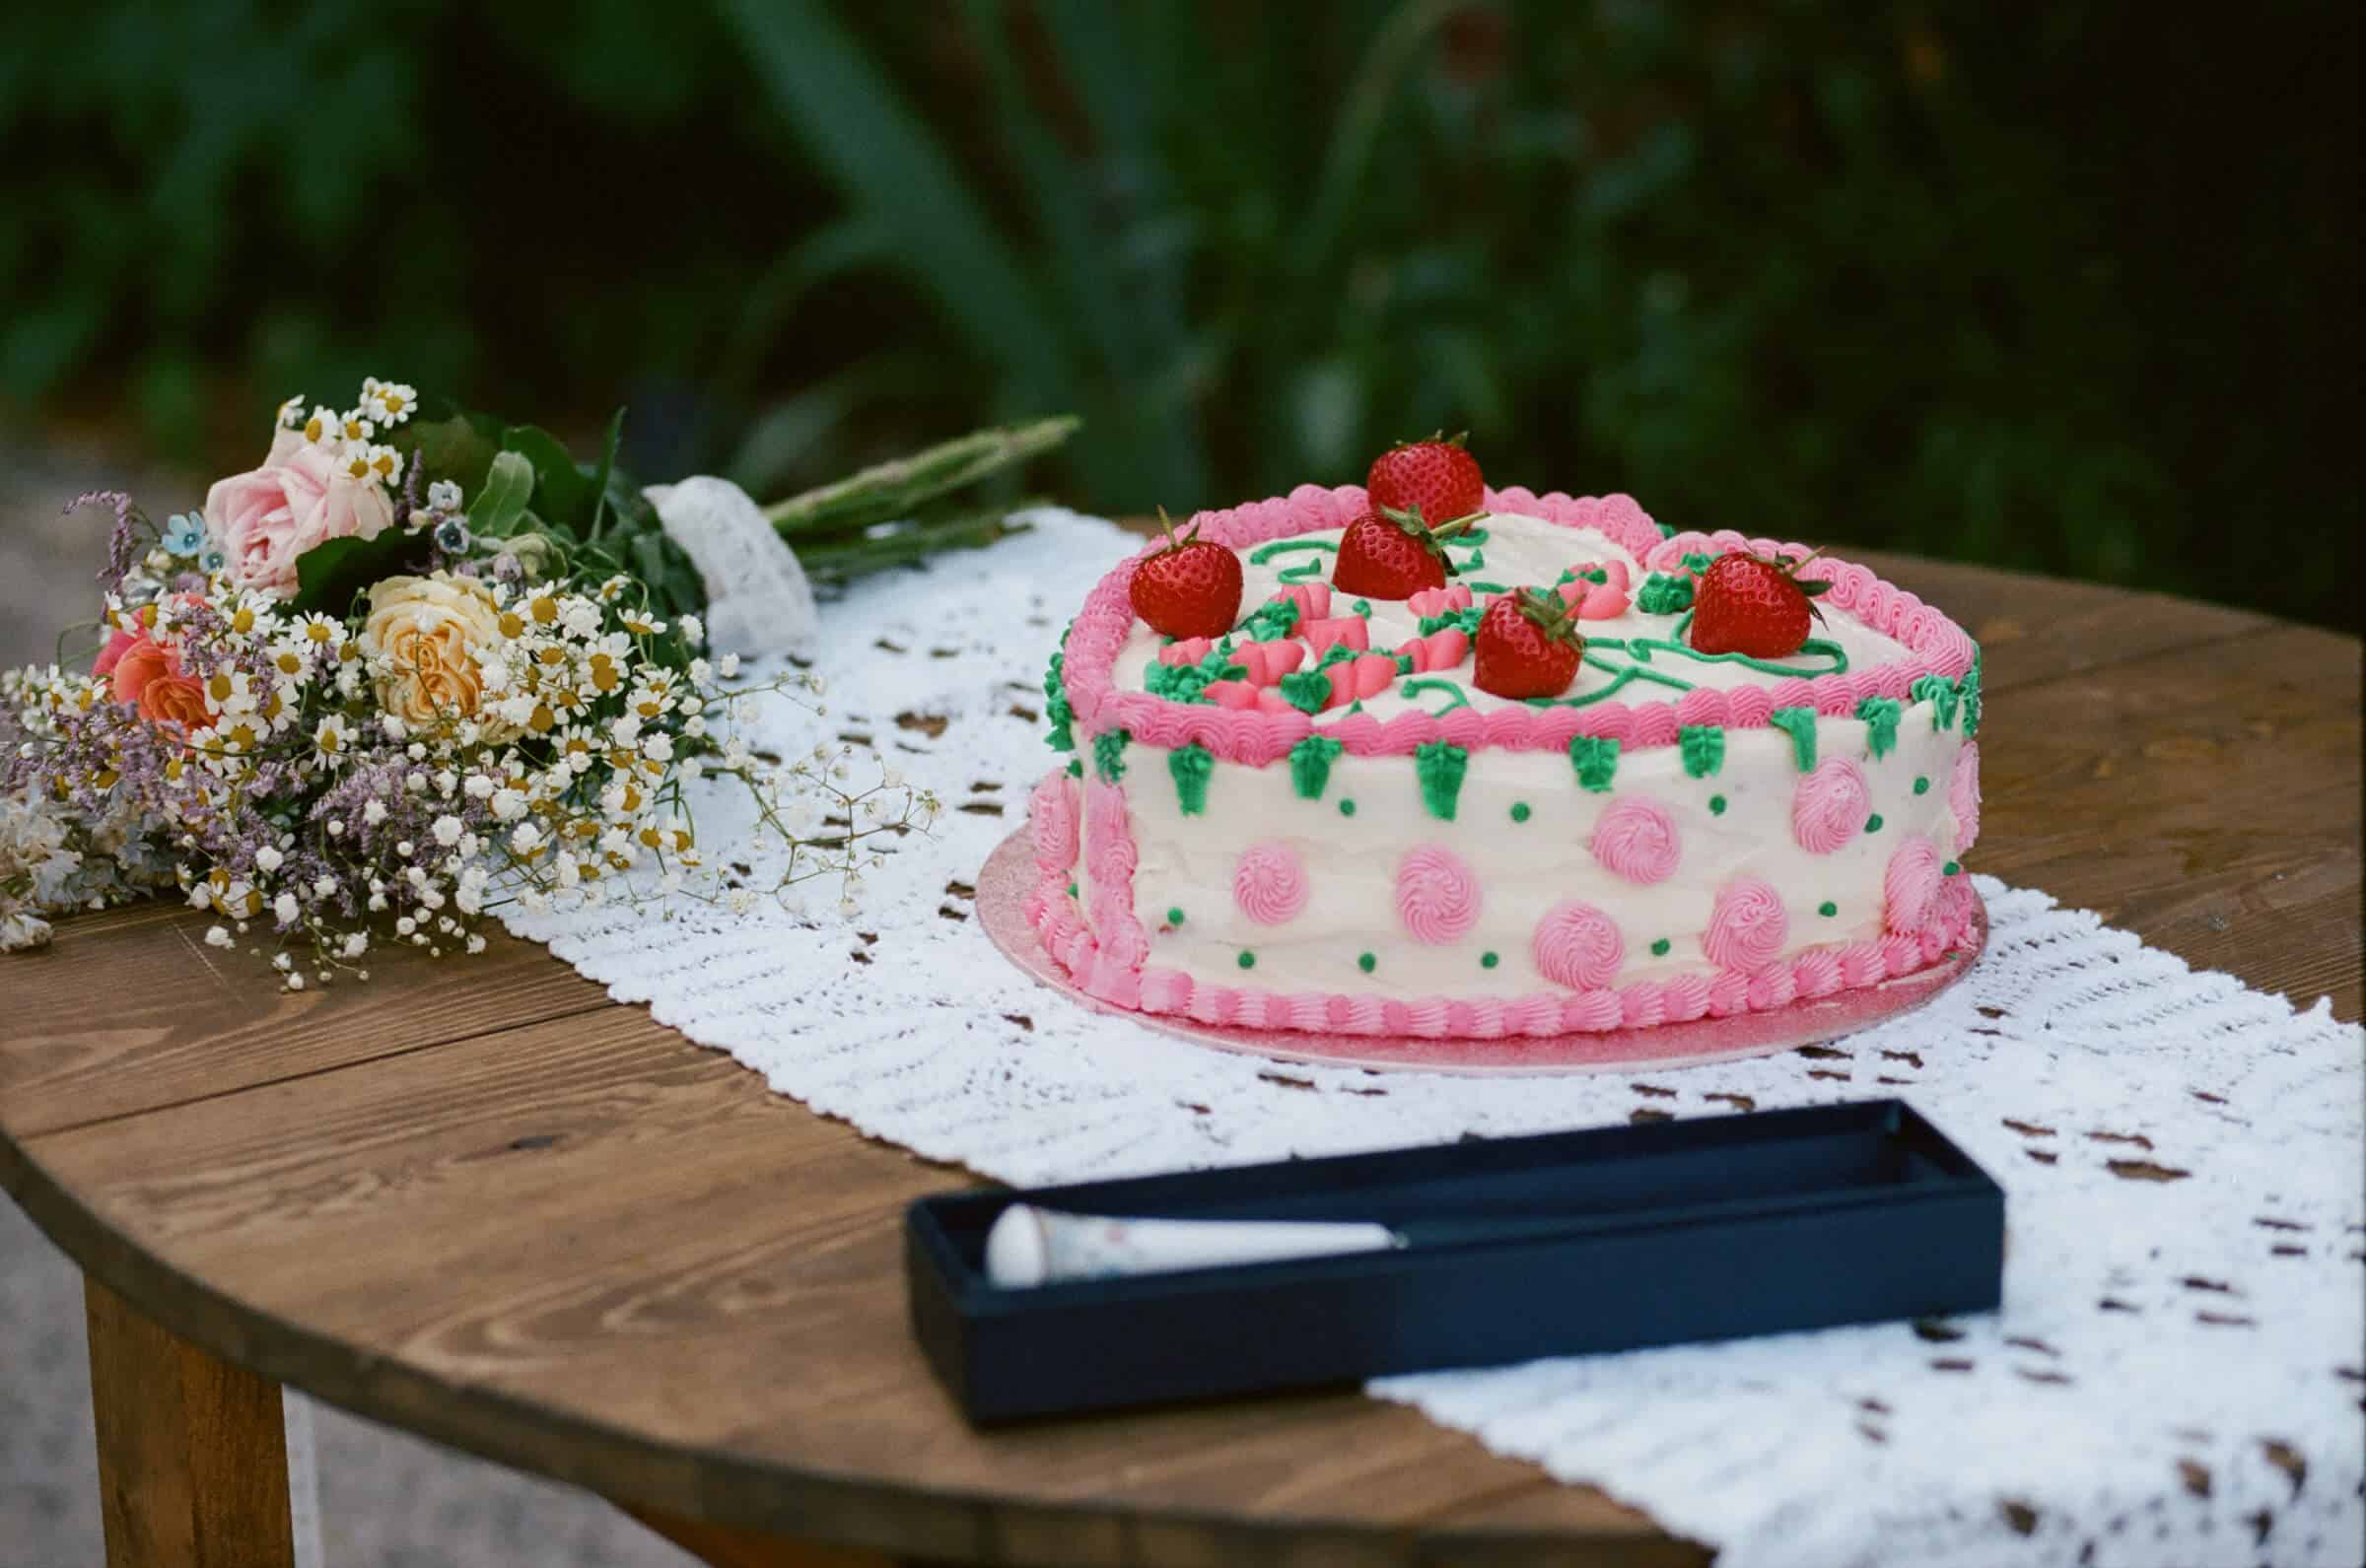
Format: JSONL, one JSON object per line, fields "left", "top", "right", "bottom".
{"left": 645, "top": 477, "right": 818, "bottom": 655}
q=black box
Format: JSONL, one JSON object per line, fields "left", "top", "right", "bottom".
{"left": 905, "top": 1099, "right": 2002, "bottom": 1425}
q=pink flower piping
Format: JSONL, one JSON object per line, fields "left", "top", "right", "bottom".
{"left": 1233, "top": 639, "right": 1305, "bottom": 686}
{"left": 1532, "top": 900, "right": 1625, "bottom": 989}
{"left": 1300, "top": 616, "right": 1368, "bottom": 656}
{"left": 1590, "top": 797, "right": 1681, "bottom": 885}
{"left": 1395, "top": 846, "right": 1482, "bottom": 944}
{"left": 1951, "top": 741, "right": 1982, "bottom": 853}
{"left": 1030, "top": 871, "right": 1981, "bottom": 1042}
{"left": 1705, "top": 877, "right": 1789, "bottom": 972}
{"left": 1233, "top": 842, "right": 1311, "bottom": 925}
{"left": 1791, "top": 756, "right": 1870, "bottom": 854}
{"left": 1397, "top": 629, "right": 1470, "bottom": 673}
{"left": 1884, "top": 836, "right": 1942, "bottom": 935}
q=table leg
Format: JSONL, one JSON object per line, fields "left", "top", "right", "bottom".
{"left": 84, "top": 1276, "right": 296, "bottom": 1568}
{"left": 616, "top": 1500, "right": 897, "bottom": 1567}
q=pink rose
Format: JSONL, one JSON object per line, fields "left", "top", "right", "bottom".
{"left": 203, "top": 429, "right": 395, "bottom": 598}
{"left": 94, "top": 627, "right": 209, "bottom": 730}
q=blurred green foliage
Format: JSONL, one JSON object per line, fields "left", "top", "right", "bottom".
{"left": 3, "top": 1, "right": 2355, "bottom": 626}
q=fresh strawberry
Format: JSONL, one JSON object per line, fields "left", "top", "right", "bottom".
{"left": 1332, "top": 507, "right": 1474, "bottom": 599}
{"left": 1473, "top": 588, "right": 1586, "bottom": 699}
{"left": 1366, "top": 435, "right": 1485, "bottom": 525}
{"left": 1129, "top": 509, "right": 1242, "bottom": 639}
{"left": 1689, "top": 550, "right": 1829, "bottom": 658}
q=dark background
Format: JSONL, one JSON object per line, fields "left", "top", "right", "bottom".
{"left": 2, "top": 0, "right": 2357, "bottom": 628}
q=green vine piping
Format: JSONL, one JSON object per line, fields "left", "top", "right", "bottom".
{"left": 1247, "top": 537, "right": 1339, "bottom": 566}
{"left": 1401, "top": 677, "right": 1473, "bottom": 716}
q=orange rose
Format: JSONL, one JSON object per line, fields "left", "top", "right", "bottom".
{"left": 94, "top": 627, "right": 210, "bottom": 730}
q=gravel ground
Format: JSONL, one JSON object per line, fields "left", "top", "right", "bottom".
{"left": 0, "top": 419, "right": 692, "bottom": 1567}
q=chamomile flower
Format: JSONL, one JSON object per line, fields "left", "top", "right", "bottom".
{"left": 364, "top": 379, "right": 418, "bottom": 426}
{"left": 313, "top": 714, "right": 351, "bottom": 762}
{"left": 365, "top": 443, "right": 402, "bottom": 486}
{"left": 301, "top": 405, "right": 342, "bottom": 445}
{"left": 339, "top": 409, "right": 377, "bottom": 443}
{"left": 336, "top": 443, "right": 377, "bottom": 485}
{"left": 294, "top": 613, "right": 345, "bottom": 650}
{"left": 277, "top": 395, "right": 307, "bottom": 429}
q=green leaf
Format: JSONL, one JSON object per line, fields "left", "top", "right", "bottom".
{"left": 501, "top": 424, "right": 596, "bottom": 533}
{"left": 471, "top": 450, "right": 535, "bottom": 539}
{"left": 395, "top": 413, "right": 499, "bottom": 495}
{"left": 587, "top": 407, "right": 625, "bottom": 540}
{"left": 717, "top": 0, "right": 1076, "bottom": 409}
{"left": 291, "top": 528, "right": 431, "bottom": 617}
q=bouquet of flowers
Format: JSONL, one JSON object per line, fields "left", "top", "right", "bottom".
{"left": 0, "top": 377, "right": 1071, "bottom": 978}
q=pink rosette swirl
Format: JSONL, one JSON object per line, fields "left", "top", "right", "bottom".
{"left": 1951, "top": 742, "right": 1982, "bottom": 852}
{"left": 1704, "top": 877, "right": 1789, "bottom": 972}
{"left": 1232, "top": 842, "right": 1311, "bottom": 926}
{"left": 1791, "top": 756, "right": 1869, "bottom": 855}
{"left": 1395, "top": 846, "right": 1482, "bottom": 944}
{"left": 1532, "top": 900, "right": 1625, "bottom": 990}
{"left": 1588, "top": 797, "right": 1681, "bottom": 886}
{"left": 1883, "top": 836, "right": 1942, "bottom": 934}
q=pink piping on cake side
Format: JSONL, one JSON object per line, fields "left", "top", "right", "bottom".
{"left": 1031, "top": 854, "right": 1980, "bottom": 1043}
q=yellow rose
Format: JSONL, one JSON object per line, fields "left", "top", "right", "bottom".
{"left": 362, "top": 573, "right": 520, "bottom": 741}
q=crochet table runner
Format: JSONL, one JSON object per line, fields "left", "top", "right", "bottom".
{"left": 503, "top": 511, "right": 2364, "bottom": 1568}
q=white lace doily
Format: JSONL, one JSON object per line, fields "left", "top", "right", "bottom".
{"left": 503, "top": 510, "right": 2365, "bottom": 1568}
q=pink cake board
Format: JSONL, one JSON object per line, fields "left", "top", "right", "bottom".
{"left": 977, "top": 832, "right": 1988, "bottom": 1077}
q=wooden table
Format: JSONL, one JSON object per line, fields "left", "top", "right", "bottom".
{"left": 2, "top": 553, "right": 2357, "bottom": 1568}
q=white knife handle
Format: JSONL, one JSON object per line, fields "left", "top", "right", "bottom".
{"left": 985, "top": 1203, "right": 1399, "bottom": 1287}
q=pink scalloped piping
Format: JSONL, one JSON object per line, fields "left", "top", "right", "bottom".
{"left": 1058, "top": 489, "right": 1977, "bottom": 768}
{"left": 1028, "top": 769, "right": 1078, "bottom": 873}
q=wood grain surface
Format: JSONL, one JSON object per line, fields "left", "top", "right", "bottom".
{"left": 85, "top": 1276, "right": 295, "bottom": 1567}
{"left": 1, "top": 553, "right": 2356, "bottom": 1567}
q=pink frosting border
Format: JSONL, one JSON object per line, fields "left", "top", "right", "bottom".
{"left": 1021, "top": 767, "right": 1983, "bottom": 1042}
{"left": 1057, "top": 486, "right": 1981, "bottom": 767}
